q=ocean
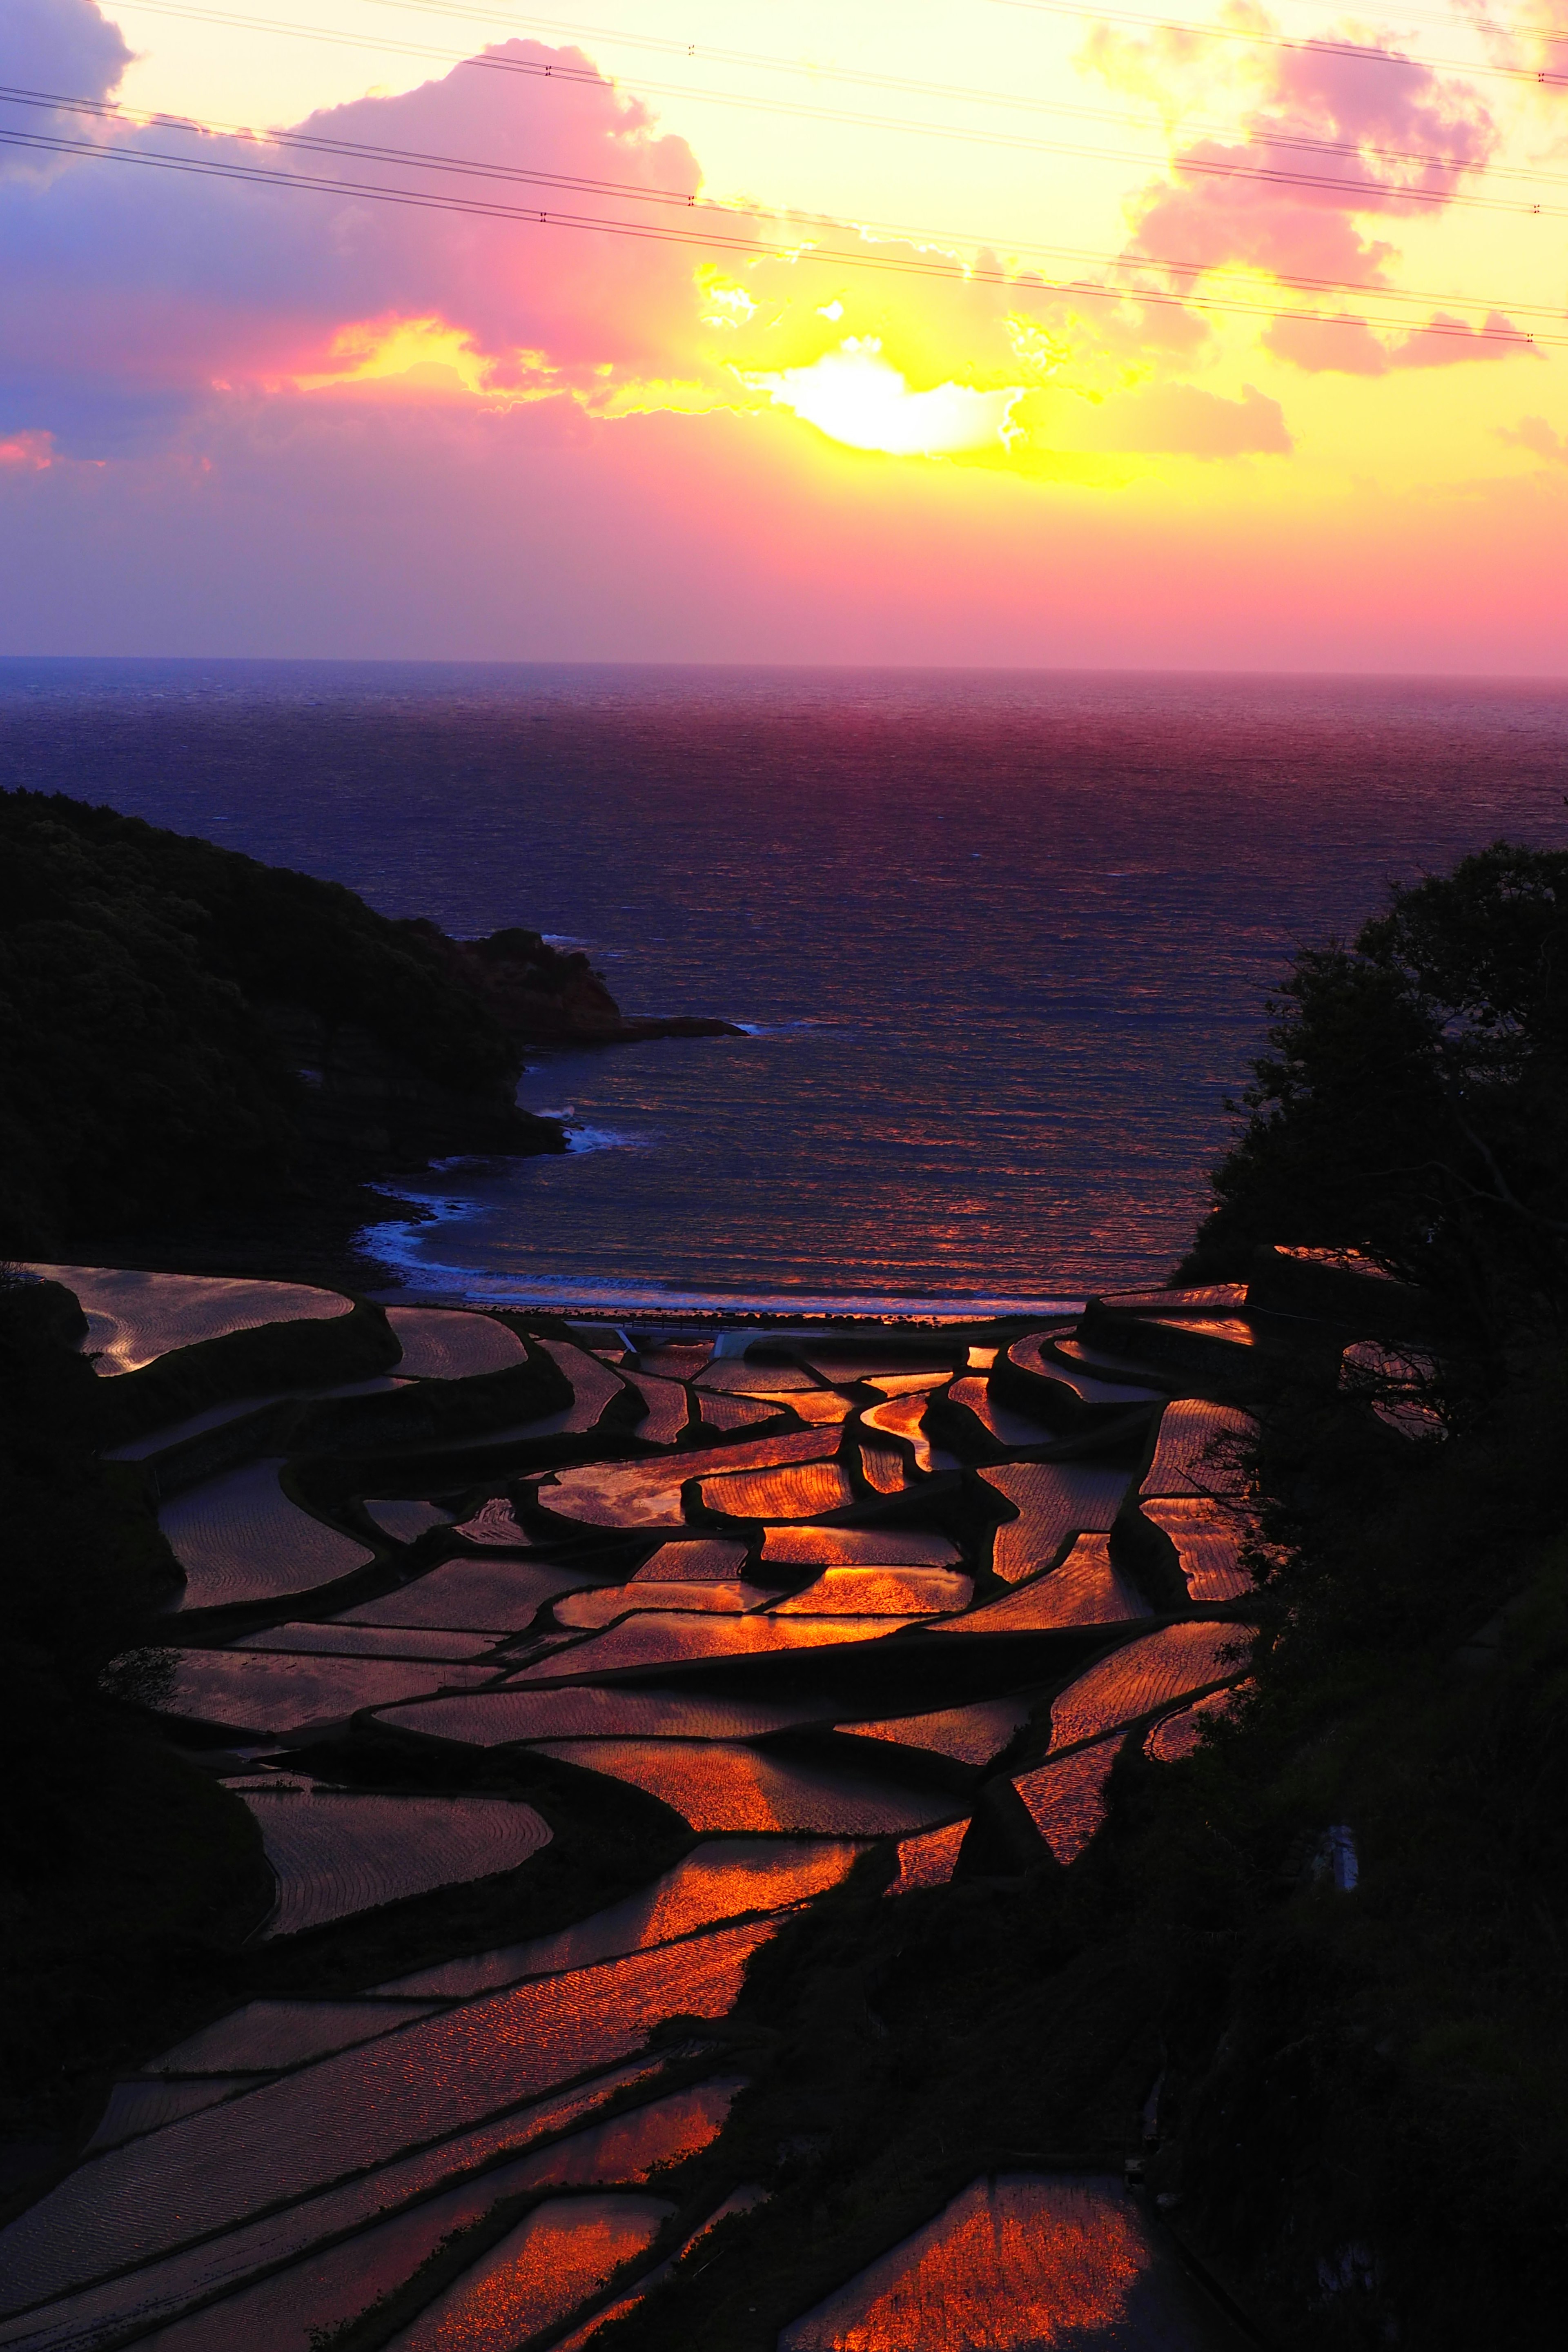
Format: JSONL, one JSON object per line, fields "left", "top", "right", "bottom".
{"left": 5, "top": 659, "right": 1566, "bottom": 1311}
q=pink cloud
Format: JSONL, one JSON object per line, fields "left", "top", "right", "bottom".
{"left": 0, "top": 429, "right": 55, "bottom": 468}
{"left": 1095, "top": 13, "right": 1497, "bottom": 292}
{"left": 1075, "top": 379, "right": 1292, "bottom": 456}
{"left": 0, "top": 24, "right": 746, "bottom": 450}
{"left": 1266, "top": 307, "right": 1537, "bottom": 374}
{"left": 1497, "top": 414, "right": 1568, "bottom": 461}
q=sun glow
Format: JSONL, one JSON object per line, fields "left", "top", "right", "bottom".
{"left": 752, "top": 340, "right": 1022, "bottom": 458}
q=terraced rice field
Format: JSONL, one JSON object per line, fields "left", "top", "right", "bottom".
{"left": 860, "top": 1391, "right": 942, "bottom": 1472}
{"left": 944, "top": 1377, "right": 1056, "bottom": 1448}
{"left": 372, "top": 1685, "right": 831, "bottom": 1750}
{"left": 499, "top": 2078, "right": 743, "bottom": 2191}
{"left": 1139, "top": 1497, "right": 1256, "bottom": 1601}
{"left": 380, "top": 1840, "right": 865, "bottom": 1996}
{"left": 857, "top": 1441, "right": 908, "bottom": 1496}
{"left": 939, "top": 1537, "right": 1146, "bottom": 1635}
{"left": 158, "top": 1648, "right": 499, "bottom": 1737}
{"left": 236, "top": 1622, "right": 500, "bottom": 1661}
{"left": 779, "top": 2172, "right": 1218, "bottom": 2350}
{"left": 229, "top": 1777, "right": 553, "bottom": 1936}
{"left": 1140, "top": 1399, "right": 1256, "bottom": 1497}
{"left": 385, "top": 1307, "right": 527, "bottom": 1380}
{"left": 1145, "top": 1682, "right": 1252, "bottom": 1763}
{"left": 1004, "top": 1334, "right": 1158, "bottom": 1407}
{"left": 507, "top": 1613, "right": 914, "bottom": 1681}
{"left": 0, "top": 1923, "right": 778, "bottom": 2330}
{"left": 339, "top": 1559, "right": 605, "bottom": 1632}
{"left": 537, "top": 1338, "right": 628, "bottom": 1431}
{"left": 364, "top": 1498, "right": 455, "bottom": 1544}
{"left": 539, "top": 1430, "right": 840, "bottom": 1529}
{"left": 160, "top": 1461, "right": 376, "bottom": 1611}
{"left": 698, "top": 1391, "right": 781, "bottom": 1431}
{"left": 1046, "top": 1623, "right": 1251, "bottom": 1754}
{"left": 527, "top": 1741, "right": 960, "bottom": 1835}
{"left": 28, "top": 1264, "right": 352, "bottom": 1374}
{"left": 632, "top": 1538, "right": 750, "bottom": 1581}
{"left": 842, "top": 1698, "right": 1028, "bottom": 1768}
{"left": 85, "top": 2078, "right": 253, "bottom": 2154}
{"left": 884, "top": 1818, "right": 970, "bottom": 1896}
{"left": 0, "top": 2063, "right": 670, "bottom": 2351}
{"left": 150, "top": 1998, "right": 440, "bottom": 2073}
{"left": 696, "top": 1360, "right": 819, "bottom": 1392}
{"left": 773, "top": 1567, "right": 971, "bottom": 1615}
{"left": 619, "top": 1370, "right": 690, "bottom": 1443}
{"left": 700, "top": 1458, "right": 857, "bottom": 1519}
{"left": 760, "top": 1388, "right": 856, "bottom": 1424}
{"left": 446, "top": 1494, "right": 540, "bottom": 1546}
{"left": 1012, "top": 1737, "right": 1126, "bottom": 1864}
{"left": 105, "top": 1378, "right": 405, "bottom": 1462}
{"left": 385, "top": 2191, "right": 675, "bottom": 2352}
{"left": 761, "top": 1526, "right": 962, "bottom": 1568}
{"left": 554, "top": 1580, "right": 761, "bottom": 1627}
{"left": 977, "top": 1463, "right": 1132, "bottom": 1584}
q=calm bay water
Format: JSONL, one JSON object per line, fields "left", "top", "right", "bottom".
{"left": 5, "top": 659, "right": 1566, "bottom": 1308}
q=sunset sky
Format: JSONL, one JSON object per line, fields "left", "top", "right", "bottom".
{"left": 2, "top": 0, "right": 1566, "bottom": 665}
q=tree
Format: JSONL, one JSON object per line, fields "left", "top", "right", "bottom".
{"left": 1189, "top": 842, "right": 1568, "bottom": 1334}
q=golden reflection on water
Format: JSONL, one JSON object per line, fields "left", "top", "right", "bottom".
{"left": 701, "top": 1461, "right": 856, "bottom": 1519}
{"left": 861, "top": 1393, "right": 938, "bottom": 1474}
{"left": 1012, "top": 1737, "right": 1125, "bottom": 1864}
{"left": 774, "top": 1568, "right": 970, "bottom": 1616}
{"left": 883, "top": 1818, "right": 969, "bottom": 1896}
{"left": 778, "top": 2175, "right": 1151, "bottom": 2350}
{"left": 389, "top": 2192, "right": 671, "bottom": 2350}
{"left": 1048, "top": 1623, "right": 1248, "bottom": 1752}
{"left": 526, "top": 1739, "right": 951, "bottom": 1834}
{"left": 1140, "top": 1498, "right": 1255, "bottom": 1602}
{"left": 943, "top": 1537, "right": 1143, "bottom": 1635}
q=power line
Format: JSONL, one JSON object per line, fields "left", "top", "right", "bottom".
{"left": 99, "top": 6, "right": 1567, "bottom": 216}
{"left": 2, "top": 118, "right": 1554, "bottom": 347}
{"left": 976, "top": 0, "right": 1566, "bottom": 85}
{"left": 10, "top": 80, "right": 1565, "bottom": 325}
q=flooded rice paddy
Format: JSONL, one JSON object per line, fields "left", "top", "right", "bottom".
{"left": 6, "top": 1267, "right": 1290, "bottom": 2349}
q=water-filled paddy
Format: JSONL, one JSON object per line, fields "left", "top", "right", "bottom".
{"left": 1146, "top": 1681, "right": 1252, "bottom": 1763}
{"left": 385, "top": 1306, "right": 527, "bottom": 1380}
{"left": 229, "top": 1777, "right": 552, "bottom": 1935}
{"left": 944, "top": 1376, "right": 1056, "bottom": 1449}
{"left": 841, "top": 1697, "right": 1028, "bottom": 1768}
{"left": 384, "top": 2190, "right": 675, "bottom": 2352}
{"left": 235, "top": 1621, "right": 501, "bottom": 1661}
{"left": 1047, "top": 1624, "right": 1250, "bottom": 1754}
{"left": 0, "top": 1924, "right": 775, "bottom": 2316}
{"left": 508, "top": 1612, "right": 915, "bottom": 1681}
{"left": 774, "top": 1567, "right": 970, "bottom": 1616}
{"left": 940, "top": 1537, "right": 1145, "bottom": 1635}
{"left": 375, "top": 1683, "right": 829, "bottom": 1748}
{"left": 1013, "top": 1737, "right": 1127, "bottom": 1864}
{"left": 380, "top": 1840, "right": 864, "bottom": 1996}
{"left": 1140, "top": 1497, "right": 1255, "bottom": 1602}
{"left": 1140, "top": 1399, "right": 1256, "bottom": 1497}
{"left": 526, "top": 1740, "right": 960, "bottom": 1835}
{"left": 159, "top": 1461, "right": 375, "bottom": 1611}
{"left": 364, "top": 1498, "right": 457, "bottom": 1544}
{"left": 149, "top": 1997, "right": 441, "bottom": 2074}
{"left": 539, "top": 1429, "right": 840, "bottom": 1529}
{"left": 633, "top": 1537, "right": 751, "bottom": 1581}
{"left": 760, "top": 1526, "right": 962, "bottom": 1568}
{"left": 778, "top": 2172, "right": 1231, "bottom": 2349}
{"left": 554, "top": 1580, "right": 762, "bottom": 1627}
{"left": 339, "top": 1557, "right": 605, "bottom": 1631}
{"left": 884, "top": 1818, "right": 970, "bottom": 1896}
{"left": 537, "top": 1336, "right": 628, "bottom": 1430}
{"left": 25, "top": 1264, "right": 352, "bottom": 1374}
{"left": 700, "top": 1459, "right": 857, "bottom": 1520}
{"left": 155, "top": 1648, "right": 500, "bottom": 1737}
{"left": 978, "top": 1463, "right": 1132, "bottom": 1584}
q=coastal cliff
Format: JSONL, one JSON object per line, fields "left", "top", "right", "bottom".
{"left": 0, "top": 790, "right": 738, "bottom": 1261}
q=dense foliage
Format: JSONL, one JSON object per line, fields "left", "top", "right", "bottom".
{"left": 0, "top": 790, "right": 521, "bottom": 1252}
{"left": 1187, "top": 842, "right": 1568, "bottom": 1337}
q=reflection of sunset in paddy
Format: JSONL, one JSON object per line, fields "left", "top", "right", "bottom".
{"left": 526, "top": 1738, "right": 958, "bottom": 1835}
{"left": 774, "top": 1566, "right": 971, "bottom": 1616}
{"left": 388, "top": 2190, "right": 672, "bottom": 2351}
{"left": 1012, "top": 1736, "right": 1126, "bottom": 1866}
{"left": 779, "top": 2174, "right": 1155, "bottom": 2349}
{"left": 507, "top": 2078, "right": 744, "bottom": 2188}
{"left": 1047, "top": 1622, "right": 1248, "bottom": 1753}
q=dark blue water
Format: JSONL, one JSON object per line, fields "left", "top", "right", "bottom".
{"left": 5, "top": 659, "right": 1566, "bottom": 1308}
